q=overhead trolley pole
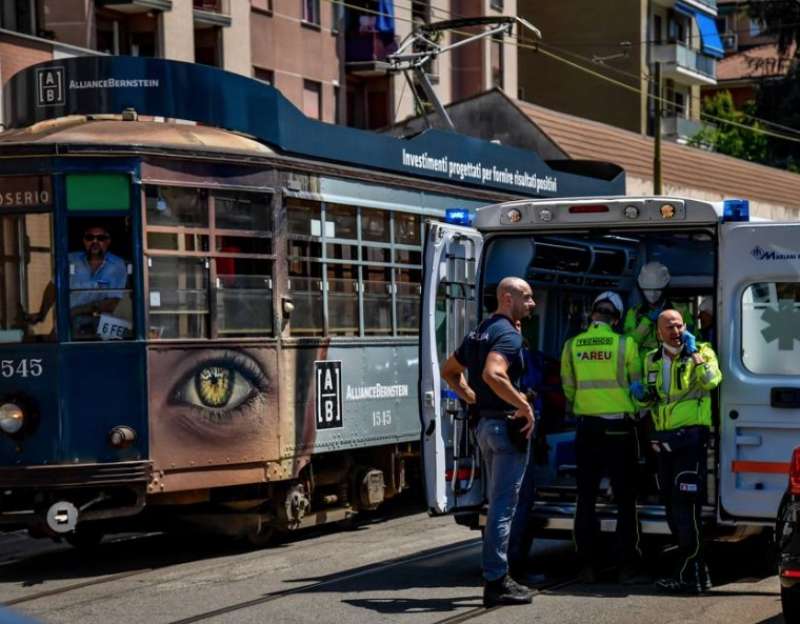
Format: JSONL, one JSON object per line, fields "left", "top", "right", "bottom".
{"left": 385, "top": 16, "right": 542, "bottom": 131}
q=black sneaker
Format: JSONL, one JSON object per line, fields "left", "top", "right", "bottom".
{"left": 654, "top": 576, "right": 704, "bottom": 595}
{"left": 483, "top": 575, "right": 534, "bottom": 607}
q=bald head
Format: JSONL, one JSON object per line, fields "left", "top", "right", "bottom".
{"left": 657, "top": 309, "right": 685, "bottom": 349}
{"left": 496, "top": 277, "right": 535, "bottom": 322}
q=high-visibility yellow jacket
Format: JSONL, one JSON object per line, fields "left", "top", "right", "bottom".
{"left": 623, "top": 302, "right": 693, "bottom": 360}
{"left": 641, "top": 343, "right": 722, "bottom": 431}
{"left": 560, "top": 322, "right": 640, "bottom": 417}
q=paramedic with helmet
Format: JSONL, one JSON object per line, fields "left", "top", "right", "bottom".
{"left": 631, "top": 309, "right": 722, "bottom": 594}
{"left": 560, "top": 291, "right": 643, "bottom": 583}
{"left": 623, "top": 262, "right": 691, "bottom": 360}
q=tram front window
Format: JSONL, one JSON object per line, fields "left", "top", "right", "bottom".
{"left": 66, "top": 218, "right": 134, "bottom": 341}
{"left": 0, "top": 212, "right": 56, "bottom": 343}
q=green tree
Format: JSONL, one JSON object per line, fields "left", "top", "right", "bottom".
{"left": 689, "top": 91, "right": 768, "bottom": 162}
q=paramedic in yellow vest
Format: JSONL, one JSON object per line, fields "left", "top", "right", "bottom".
{"left": 561, "top": 291, "right": 643, "bottom": 584}
{"left": 623, "top": 262, "right": 692, "bottom": 361}
{"left": 631, "top": 309, "right": 722, "bottom": 595}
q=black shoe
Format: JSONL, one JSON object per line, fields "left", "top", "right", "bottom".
{"left": 654, "top": 576, "right": 705, "bottom": 595}
{"left": 511, "top": 572, "right": 547, "bottom": 587}
{"left": 483, "top": 575, "right": 534, "bottom": 607}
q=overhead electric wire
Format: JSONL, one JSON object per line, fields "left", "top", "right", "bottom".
{"left": 320, "top": 0, "right": 800, "bottom": 145}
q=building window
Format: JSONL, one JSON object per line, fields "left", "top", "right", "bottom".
{"left": 490, "top": 0, "right": 504, "bottom": 11}
{"left": 251, "top": 0, "right": 273, "bottom": 13}
{"left": 302, "top": 0, "right": 320, "bottom": 26}
{"left": 254, "top": 67, "right": 274, "bottom": 85}
{"left": 303, "top": 80, "right": 322, "bottom": 120}
{"left": 491, "top": 36, "right": 504, "bottom": 90}
{"left": 654, "top": 15, "right": 663, "bottom": 45}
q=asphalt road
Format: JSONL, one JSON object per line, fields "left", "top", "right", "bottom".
{"left": 0, "top": 501, "right": 786, "bottom": 624}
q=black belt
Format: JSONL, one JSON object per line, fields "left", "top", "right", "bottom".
{"left": 477, "top": 409, "right": 515, "bottom": 420}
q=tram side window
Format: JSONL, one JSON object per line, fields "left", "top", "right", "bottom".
{"left": 284, "top": 199, "right": 422, "bottom": 337}
{"left": 287, "top": 198, "right": 324, "bottom": 336}
{"left": 144, "top": 185, "right": 275, "bottom": 339}
{"left": 66, "top": 217, "right": 135, "bottom": 341}
{"left": 214, "top": 191, "right": 274, "bottom": 338}
{"left": 0, "top": 212, "right": 56, "bottom": 343}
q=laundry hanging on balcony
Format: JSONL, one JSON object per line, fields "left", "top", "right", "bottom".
{"left": 376, "top": 0, "right": 395, "bottom": 36}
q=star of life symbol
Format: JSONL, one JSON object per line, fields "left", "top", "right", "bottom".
{"left": 760, "top": 300, "right": 800, "bottom": 351}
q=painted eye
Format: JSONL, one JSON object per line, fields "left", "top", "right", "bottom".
{"left": 175, "top": 364, "right": 256, "bottom": 414}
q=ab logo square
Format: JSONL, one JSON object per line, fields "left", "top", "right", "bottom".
{"left": 36, "top": 67, "right": 65, "bottom": 107}
{"left": 315, "top": 360, "right": 342, "bottom": 430}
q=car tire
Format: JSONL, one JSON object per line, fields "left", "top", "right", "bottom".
{"left": 782, "top": 585, "right": 800, "bottom": 622}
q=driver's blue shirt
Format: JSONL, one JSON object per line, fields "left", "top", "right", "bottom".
{"left": 68, "top": 251, "right": 128, "bottom": 307}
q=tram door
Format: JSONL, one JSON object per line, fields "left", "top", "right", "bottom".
{"left": 420, "top": 221, "right": 484, "bottom": 514}
{"left": 58, "top": 173, "right": 147, "bottom": 463}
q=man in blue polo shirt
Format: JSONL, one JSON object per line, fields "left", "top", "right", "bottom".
{"left": 441, "top": 276, "right": 536, "bottom": 607}
{"left": 30, "top": 225, "right": 128, "bottom": 337}
{"left": 68, "top": 225, "right": 128, "bottom": 337}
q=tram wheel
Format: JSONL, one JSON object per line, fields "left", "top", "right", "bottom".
{"left": 244, "top": 524, "right": 275, "bottom": 548}
{"left": 65, "top": 526, "right": 105, "bottom": 549}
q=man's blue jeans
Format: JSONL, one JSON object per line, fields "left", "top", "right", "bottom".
{"left": 476, "top": 417, "right": 529, "bottom": 582}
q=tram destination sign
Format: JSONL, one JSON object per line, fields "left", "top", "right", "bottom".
{"left": 0, "top": 175, "right": 52, "bottom": 209}
{"left": 5, "top": 57, "right": 624, "bottom": 198}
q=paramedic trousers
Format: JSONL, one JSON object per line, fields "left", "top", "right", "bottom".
{"left": 476, "top": 417, "right": 529, "bottom": 582}
{"left": 654, "top": 426, "right": 709, "bottom": 588}
{"left": 574, "top": 416, "right": 640, "bottom": 567}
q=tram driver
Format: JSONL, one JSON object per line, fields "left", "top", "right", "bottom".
{"left": 29, "top": 224, "right": 130, "bottom": 339}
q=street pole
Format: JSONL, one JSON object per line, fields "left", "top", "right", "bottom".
{"left": 653, "top": 61, "right": 662, "bottom": 195}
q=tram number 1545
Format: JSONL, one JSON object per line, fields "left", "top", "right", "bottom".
{"left": 1, "top": 359, "right": 44, "bottom": 378}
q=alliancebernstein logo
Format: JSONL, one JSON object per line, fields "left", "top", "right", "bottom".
{"left": 751, "top": 245, "right": 800, "bottom": 261}
{"left": 68, "top": 78, "right": 160, "bottom": 89}
{"left": 36, "top": 66, "right": 159, "bottom": 107}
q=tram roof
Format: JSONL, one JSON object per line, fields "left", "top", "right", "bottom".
{"left": 2, "top": 56, "right": 624, "bottom": 199}
{"left": 0, "top": 115, "right": 275, "bottom": 156}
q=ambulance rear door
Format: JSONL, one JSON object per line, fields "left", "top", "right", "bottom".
{"left": 719, "top": 221, "right": 800, "bottom": 521}
{"left": 420, "top": 220, "right": 484, "bottom": 514}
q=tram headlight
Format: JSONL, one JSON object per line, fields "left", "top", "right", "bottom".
{"left": 0, "top": 403, "right": 24, "bottom": 435}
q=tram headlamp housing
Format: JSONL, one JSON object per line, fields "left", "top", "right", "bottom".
{"left": 0, "top": 403, "right": 24, "bottom": 435}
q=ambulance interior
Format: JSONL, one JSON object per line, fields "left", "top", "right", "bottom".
{"left": 480, "top": 228, "right": 717, "bottom": 504}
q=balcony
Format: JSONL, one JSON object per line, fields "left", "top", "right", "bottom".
{"left": 345, "top": 31, "right": 398, "bottom": 76}
{"left": 193, "top": 0, "right": 231, "bottom": 27}
{"left": 662, "top": 115, "right": 705, "bottom": 143}
{"left": 95, "top": 0, "right": 172, "bottom": 13}
{"left": 652, "top": 43, "right": 717, "bottom": 86}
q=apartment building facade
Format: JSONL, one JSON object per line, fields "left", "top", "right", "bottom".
{"left": 517, "top": 0, "right": 724, "bottom": 143}
{"left": 0, "top": 0, "right": 518, "bottom": 129}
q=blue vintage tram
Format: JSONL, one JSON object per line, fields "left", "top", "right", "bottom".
{"left": 0, "top": 56, "right": 623, "bottom": 544}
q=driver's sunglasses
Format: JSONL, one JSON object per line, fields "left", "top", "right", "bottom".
{"left": 84, "top": 234, "right": 110, "bottom": 242}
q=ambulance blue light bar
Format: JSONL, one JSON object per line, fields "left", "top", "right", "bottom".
{"left": 722, "top": 199, "right": 749, "bottom": 222}
{"left": 445, "top": 208, "right": 473, "bottom": 226}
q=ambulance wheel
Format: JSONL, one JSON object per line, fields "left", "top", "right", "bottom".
{"left": 65, "top": 526, "right": 105, "bottom": 549}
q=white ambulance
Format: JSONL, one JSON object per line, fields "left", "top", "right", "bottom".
{"left": 420, "top": 197, "right": 800, "bottom": 539}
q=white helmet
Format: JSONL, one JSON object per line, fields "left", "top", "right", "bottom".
{"left": 593, "top": 291, "right": 624, "bottom": 316}
{"left": 637, "top": 262, "right": 671, "bottom": 290}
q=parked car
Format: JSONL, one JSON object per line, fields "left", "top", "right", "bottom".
{"left": 777, "top": 447, "right": 800, "bottom": 621}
